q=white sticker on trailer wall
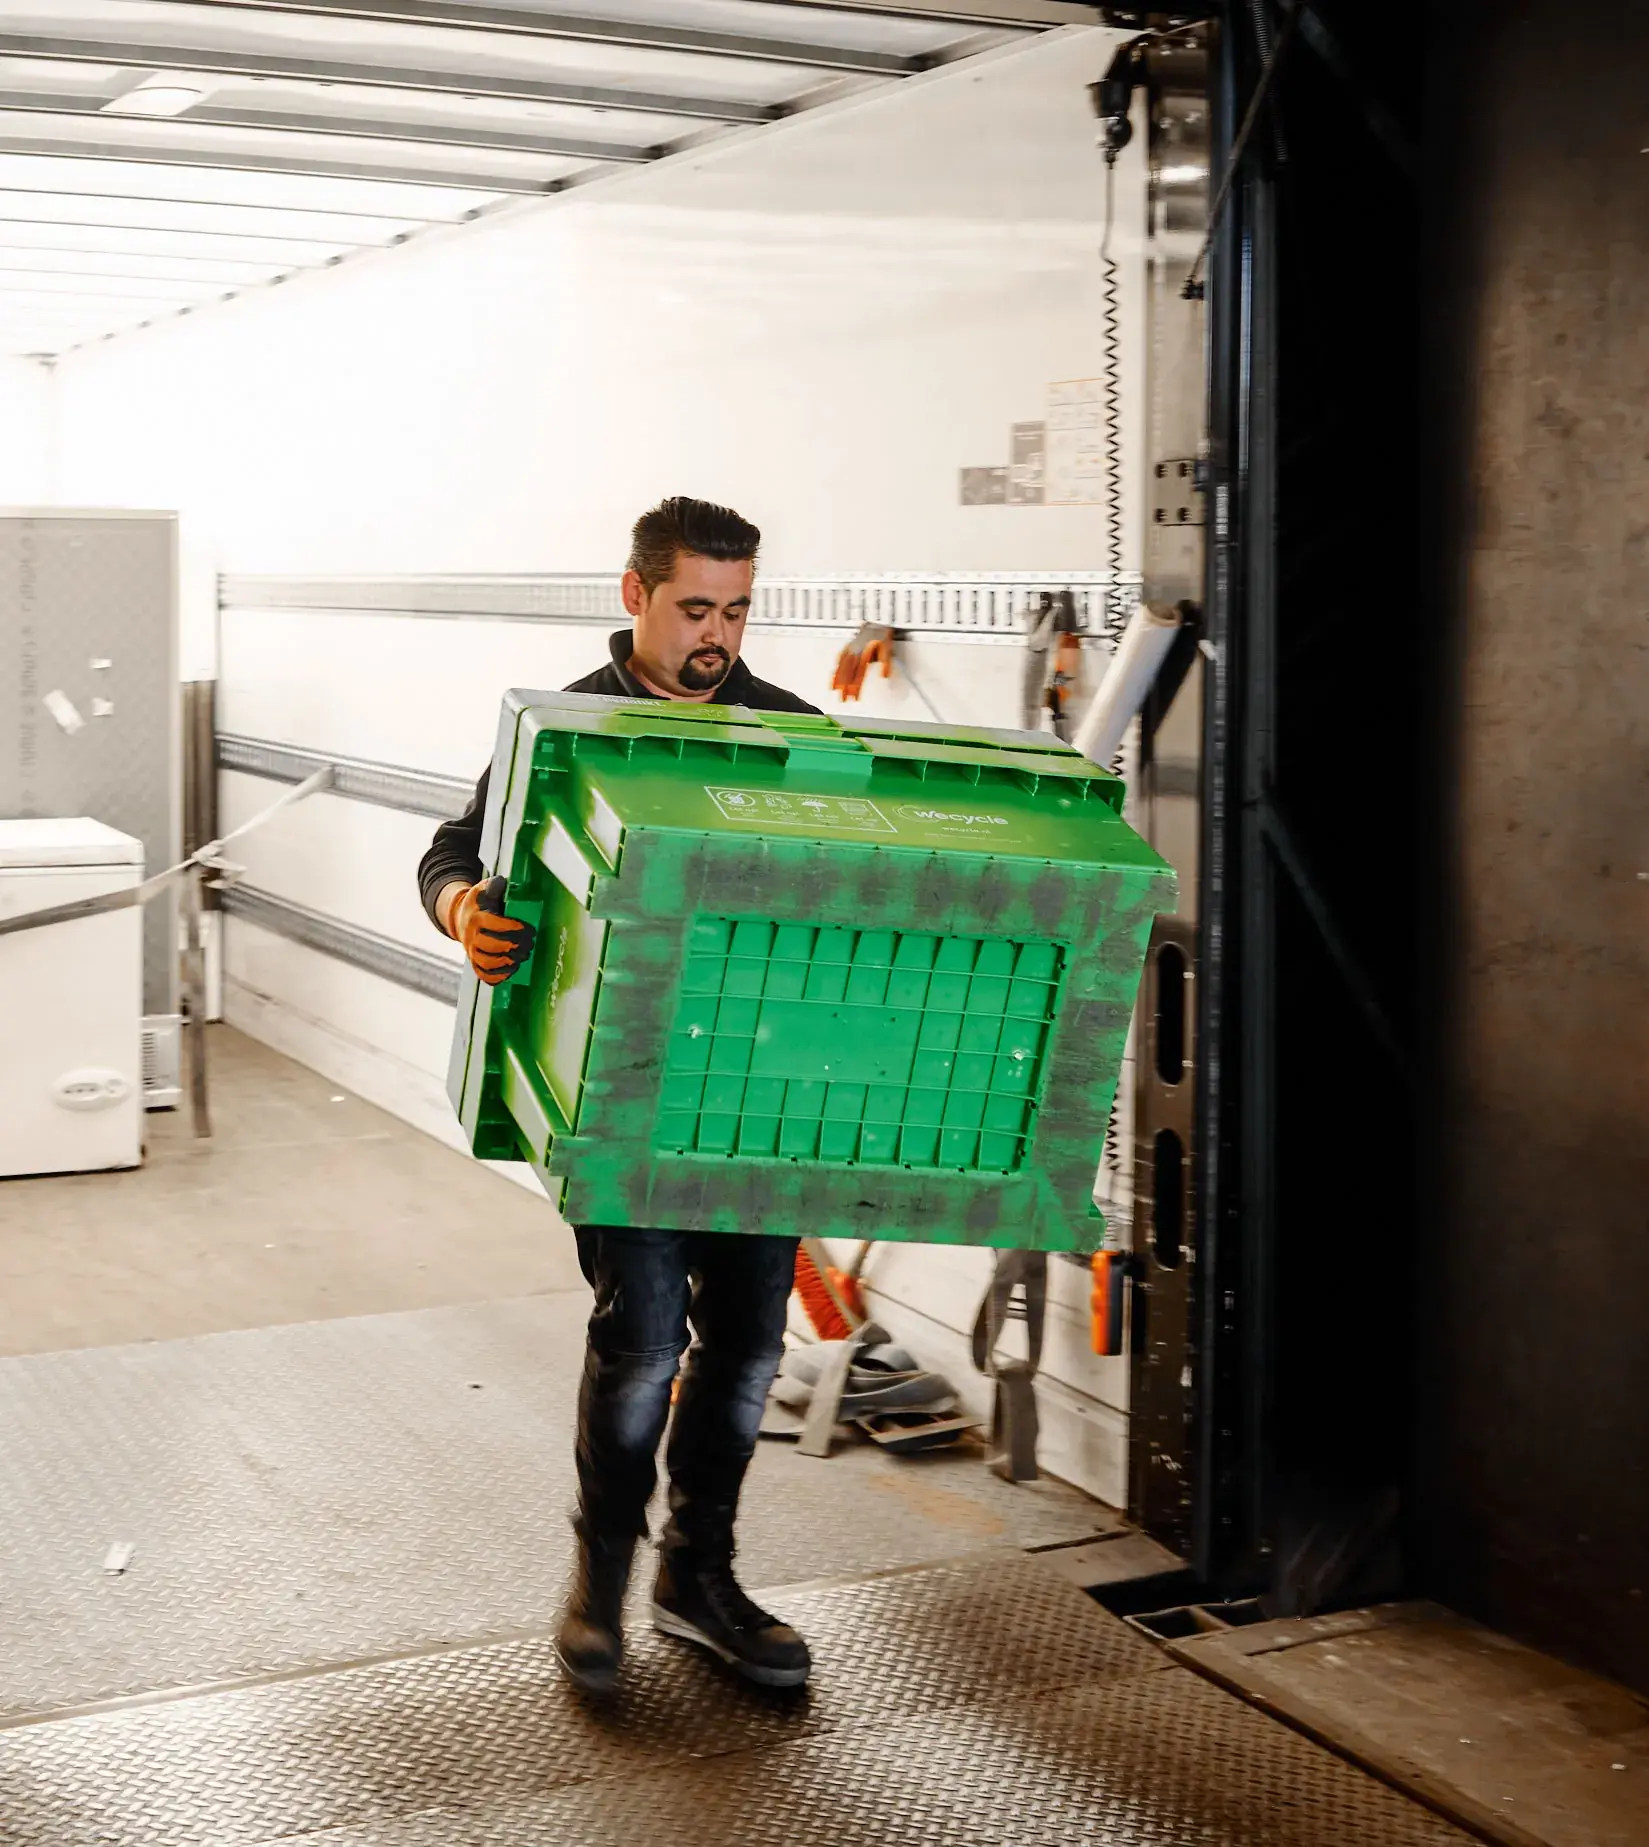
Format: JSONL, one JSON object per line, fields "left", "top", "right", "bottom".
{"left": 1046, "top": 377, "right": 1105, "bottom": 506}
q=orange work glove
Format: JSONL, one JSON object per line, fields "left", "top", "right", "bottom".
{"left": 832, "top": 624, "right": 897, "bottom": 703}
{"left": 453, "top": 874, "right": 536, "bottom": 986}
{"left": 1046, "top": 630, "right": 1083, "bottom": 739}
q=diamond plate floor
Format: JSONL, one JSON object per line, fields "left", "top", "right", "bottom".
{"left": 0, "top": 1295, "right": 1485, "bottom": 1845}
{"left": 0, "top": 1553, "right": 1473, "bottom": 1847}
{"left": 0, "top": 1294, "right": 1105, "bottom": 1721}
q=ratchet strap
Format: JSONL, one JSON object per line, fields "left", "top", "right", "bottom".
{"left": 0, "top": 767, "right": 333, "bottom": 940}
{"left": 0, "top": 765, "right": 336, "bottom": 1140}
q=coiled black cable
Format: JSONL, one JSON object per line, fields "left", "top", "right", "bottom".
{"left": 1098, "top": 154, "right": 1127, "bottom": 644}
{"left": 1099, "top": 150, "right": 1130, "bottom": 1177}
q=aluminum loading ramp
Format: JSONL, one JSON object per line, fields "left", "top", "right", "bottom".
{"left": 0, "top": 1297, "right": 1472, "bottom": 1847}
{"left": 0, "top": 1559, "right": 1476, "bottom": 1847}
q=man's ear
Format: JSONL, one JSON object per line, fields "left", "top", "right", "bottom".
{"left": 620, "top": 569, "right": 647, "bottom": 621}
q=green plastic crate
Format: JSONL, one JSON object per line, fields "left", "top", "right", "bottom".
{"left": 449, "top": 690, "right": 1175, "bottom": 1251}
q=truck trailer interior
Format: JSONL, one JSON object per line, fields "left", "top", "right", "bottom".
{"left": 0, "top": 4, "right": 1644, "bottom": 1844}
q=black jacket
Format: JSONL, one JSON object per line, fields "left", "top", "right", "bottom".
{"left": 418, "top": 628, "right": 821, "bottom": 926}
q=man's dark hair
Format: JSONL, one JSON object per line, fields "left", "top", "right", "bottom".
{"left": 628, "top": 496, "right": 761, "bottom": 595}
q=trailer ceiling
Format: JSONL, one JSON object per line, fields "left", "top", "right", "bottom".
{"left": 0, "top": 1, "right": 1095, "bottom": 357}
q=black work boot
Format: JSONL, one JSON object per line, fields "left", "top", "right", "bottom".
{"left": 651, "top": 1553, "right": 812, "bottom": 1688}
{"left": 555, "top": 1532, "right": 634, "bottom": 1693}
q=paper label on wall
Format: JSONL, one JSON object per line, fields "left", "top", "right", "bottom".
{"left": 1046, "top": 378, "right": 1105, "bottom": 506}
{"left": 1007, "top": 422, "right": 1046, "bottom": 505}
{"left": 959, "top": 466, "right": 1007, "bottom": 507}
{"left": 706, "top": 788, "right": 894, "bottom": 832}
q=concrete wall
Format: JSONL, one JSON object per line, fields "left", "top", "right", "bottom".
{"left": 1425, "top": 0, "right": 1649, "bottom": 1693}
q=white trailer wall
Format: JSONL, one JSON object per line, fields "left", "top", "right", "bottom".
{"left": 45, "top": 28, "right": 1145, "bottom": 1503}
{"left": 0, "top": 359, "right": 52, "bottom": 503}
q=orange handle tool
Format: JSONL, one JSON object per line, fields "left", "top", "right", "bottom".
{"left": 1090, "top": 1250, "right": 1130, "bottom": 1357}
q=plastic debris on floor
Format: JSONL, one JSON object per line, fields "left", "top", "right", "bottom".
{"left": 762, "top": 1323, "right": 977, "bottom": 1458}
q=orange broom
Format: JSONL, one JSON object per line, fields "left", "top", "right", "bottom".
{"left": 794, "top": 1238, "right": 868, "bottom": 1339}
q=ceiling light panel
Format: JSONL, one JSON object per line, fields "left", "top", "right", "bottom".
{"left": 102, "top": 70, "right": 217, "bottom": 117}
{"left": 104, "top": 85, "right": 211, "bottom": 118}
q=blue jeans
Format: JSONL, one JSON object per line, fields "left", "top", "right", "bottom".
{"left": 572, "top": 1226, "right": 799, "bottom": 1565}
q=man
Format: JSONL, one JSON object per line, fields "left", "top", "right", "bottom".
{"left": 418, "top": 496, "right": 818, "bottom": 1694}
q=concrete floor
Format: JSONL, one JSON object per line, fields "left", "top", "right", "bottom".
{"left": 0, "top": 1026, "right": 584, "bottom": 1356}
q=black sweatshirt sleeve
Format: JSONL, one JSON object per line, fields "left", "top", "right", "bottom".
{"left": 417, "top": 764, "right": 490, "bottom": 931}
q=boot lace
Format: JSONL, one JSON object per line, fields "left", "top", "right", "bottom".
{"left": 700, "top": 1562, "right": 775, "bottom": 1635}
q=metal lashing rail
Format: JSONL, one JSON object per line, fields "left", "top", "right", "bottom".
{"left": 218, "top": 886, "right": 461, "bottom": 1006}
{"left": 218, "top": 572, "right": 1141, "bottom": 640}
{"left": 217, "top": 735, "right": 471, "bottom": 820}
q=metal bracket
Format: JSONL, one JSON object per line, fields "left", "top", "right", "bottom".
{"left": 1151, "top": 457, "right": 1206, "bottom": 529}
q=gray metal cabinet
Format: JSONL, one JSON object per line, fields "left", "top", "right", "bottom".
{"left": 0, "top": 510, "right": 179, "bottom": 1026}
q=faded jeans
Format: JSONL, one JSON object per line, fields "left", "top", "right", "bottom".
{"left": 572, "top": 1226, "right": 799, "bottom": 1565}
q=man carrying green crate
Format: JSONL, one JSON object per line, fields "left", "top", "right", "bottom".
{"left": 418, "top": 497, "right": 818, "bottom": 1694}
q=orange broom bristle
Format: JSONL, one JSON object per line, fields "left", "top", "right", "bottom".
{"left": 828, "top": 1267, "right": 866, "bottom": 1322}
{"left": 794, "top": 1246, "right": 853, "bottom": 1340}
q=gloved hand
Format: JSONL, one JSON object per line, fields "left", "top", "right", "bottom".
{"left": 832, "top": 624, "right": 896, "bottom": 703}
{"left": 1046, "top": 630, "right": 1083, "bottom": 740}
{"left": 453, "top": 874, "right": 536, "bottom": 986}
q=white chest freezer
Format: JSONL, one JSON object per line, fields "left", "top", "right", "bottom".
{"left": 0, "top": 818, "right": 144, "bottom": 1179}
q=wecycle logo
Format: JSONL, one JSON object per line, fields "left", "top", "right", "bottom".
{"left": 895, "top": 803, "right": 1011, "bottom": 829}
